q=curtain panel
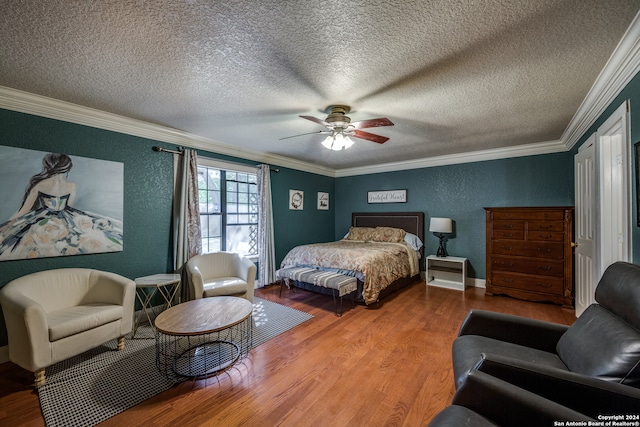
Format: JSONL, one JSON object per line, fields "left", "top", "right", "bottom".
{"left": 257, "top": 164, "right": 276, "bottom": 287}
{"left": 173, "top": 149, "right": 201, "bottom": 301}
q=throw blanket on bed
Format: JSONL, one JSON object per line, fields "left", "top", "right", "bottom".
{"left": 280, "top": 240, "right": 418, "bottom": 304}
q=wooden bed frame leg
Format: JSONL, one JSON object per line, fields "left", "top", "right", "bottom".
{"left": 117, "top": 336, "right": 125, "bottom": 350}
{"left": 34, "top": 368, "right": 46, "bottom": 387}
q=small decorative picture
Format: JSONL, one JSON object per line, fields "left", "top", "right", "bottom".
{"left": 289, "top": 189, "right": 304, "bottom": 210}
{"left": 317, "top": 192, "right": 329, "bottom": 210}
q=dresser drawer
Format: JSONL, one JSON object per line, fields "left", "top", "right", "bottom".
{"left": 492, "top": 210, "right": 565, "bottom": 221}
{"left": 528, "top": 221, "right": 564, "bottom": 232}
{"left": 492, "top": 272, "right": 564, "bottom": 295}
{"left": 492, "top": 256, "right": 564, "bottom": 277}
{"left": 491, "top": 240, "right": 564, "bottom": 259}
{"left": 492, "top": 229, "right": 525, "bottom": 240}
{"left": 493, "top": 220, "right": 524, "bottom": 231}
{"left": 527, "top": 230, "right": 564, "bottom": 241}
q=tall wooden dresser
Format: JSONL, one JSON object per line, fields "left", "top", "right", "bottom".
{"left": 484, "top": 206, "right": 574, "bottom": 308}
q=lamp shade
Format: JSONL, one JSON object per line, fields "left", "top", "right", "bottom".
{"left": 429, "top": 217, "right": 452, "bottom": 233}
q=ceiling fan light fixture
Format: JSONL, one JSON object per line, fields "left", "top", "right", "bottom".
{"left": 322, "top": 132, "right": 354, "bottom": 151}
{"left": 283, "top": 104, "right": 393, "bottom": 146}
{"left": 321, "top": 135, "right": 334, "bottom": 150}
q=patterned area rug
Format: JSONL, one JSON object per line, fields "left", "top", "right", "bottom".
{"left": 37, "top": 298, "right": 312, "bottom": 427}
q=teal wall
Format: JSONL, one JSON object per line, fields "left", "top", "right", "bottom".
{"left": 335, "top": 153, "right": 574, "bottom": 278}
{"left": 0, "top": 108, "right": 334, "bottom": 346}
{"left": 270, "top": 167, "right": 335, "bottom": 263}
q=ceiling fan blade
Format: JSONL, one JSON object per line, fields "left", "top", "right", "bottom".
{"left": 279, "top": 130, "right": 330, "bottom": 140}
{"left": 350, "top": 118, "right": 394, "bottom": 129}
{"left": 299, "top": 115, "right": 329, "bottom": 127}
{"left": 351, "top": 129, "right": 389, "bottom": 144}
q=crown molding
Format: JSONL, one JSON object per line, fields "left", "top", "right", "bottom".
{"left": 0, "top": 86, "right": 335, "bottom": 177}
{"left": 334, "top": 140, "right": 566, "bottom": 177}
{"left": 562, "top": 11, "right": 640, "bottom": 149}
{"left": 0, "top": 11, "right": 638, "bottom": 178}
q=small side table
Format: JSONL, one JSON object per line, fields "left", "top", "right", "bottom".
{"left": 426, "top": 255, "right": 468, "bottom": 291}
{"left": 133, "top": 273, "right": 181, "bottom": 338}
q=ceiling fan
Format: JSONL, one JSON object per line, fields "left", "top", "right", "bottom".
{"left": 281, "top": 105, "right": 394, "bottom": 150}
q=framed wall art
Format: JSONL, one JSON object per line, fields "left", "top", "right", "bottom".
{"left": 0, "top": 145, "right": 124, "bottom": 261}
{"left": 367, "top": 189, "right": 407, "bottom": 204}
{"left": 289, "top": 189, "right": 304, "bottom": 210}
{"left": 317, "top": 192, "right": 329, "bottom": 210}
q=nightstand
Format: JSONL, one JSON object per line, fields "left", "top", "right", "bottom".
{"left": 426, "top": 255, "right": 467, "bottom": 291}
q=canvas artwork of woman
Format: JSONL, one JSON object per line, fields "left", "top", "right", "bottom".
{"left": 0, "top": 153, "right": 123, "bottom": 260}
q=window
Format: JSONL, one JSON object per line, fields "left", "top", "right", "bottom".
{"left": 197, "top": 160, "right": 258, "bottom": 257}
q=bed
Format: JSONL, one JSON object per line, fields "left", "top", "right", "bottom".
{"left": 279, "top": 212, "right": 424, "bottom": 305}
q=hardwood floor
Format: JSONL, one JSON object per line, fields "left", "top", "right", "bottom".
{"left": 0, "top": 281, "right": 576, "bottom": 427}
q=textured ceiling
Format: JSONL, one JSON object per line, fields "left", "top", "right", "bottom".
{"left": 1, "top": 1, "right": 639, "bottom": 172}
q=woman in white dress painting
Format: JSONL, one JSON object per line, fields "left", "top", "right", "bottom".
{"left": 0, "top": 153, "right": 123, "bottom": 260}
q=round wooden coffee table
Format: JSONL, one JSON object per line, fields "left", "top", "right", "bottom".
{"left": 154, "top": 296, "right": 253, "bottom": 379}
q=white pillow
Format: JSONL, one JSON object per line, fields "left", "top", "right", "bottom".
{"left": 404, "top": 232, "right": 423, "bottom": 251}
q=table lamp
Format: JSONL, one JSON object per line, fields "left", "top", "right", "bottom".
{"left": 429, "top": 217, "right": 452, "bottom": 257}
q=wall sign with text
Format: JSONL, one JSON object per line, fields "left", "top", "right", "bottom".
{"left": 367, "top": 189, "right": 407, "bottom": 204}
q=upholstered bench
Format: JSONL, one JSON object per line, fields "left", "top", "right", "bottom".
{"left": 276, "top": 267, "right": 357, "bottom": 316}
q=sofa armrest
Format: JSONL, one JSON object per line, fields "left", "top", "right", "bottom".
{"left": 458, "top": 309, "right": 569, "bottom": 352}
{"left": 473, "top": 354, "right": 640, "bottom": 416}
{"left": 186, "top": 264, "right": 205, "bottom": 299}
{"left": 88, "top": 270, "right": 135, "bottom": 304}
{"left": 0, "top": 288, "right": 51, "bottom": 371}
{"left": 86, "top": 270, "right": 135, "bottom": 334}
{"left": 239, "top": 255, "right": 257, "bottom": 290}
{"left": 450, "top": 370, "right": 592, "bottom": 425}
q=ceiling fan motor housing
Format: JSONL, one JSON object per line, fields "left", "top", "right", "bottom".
{"left": 325, "top": 105, "right": 352, "bottom": 127}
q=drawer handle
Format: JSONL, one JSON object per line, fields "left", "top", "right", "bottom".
{"left": 537, "top": 282, "right": 553, "bottom": 289}
{"left": 537, "top": 247, "right": 552, "bottom": 253}
{"left": 496, "top": 261, "right": 515, "bottom": 267}
{"left": 538, "top": 266, "right": 553, "bottom": 271}
{"left": 500, "top": 232, "right": 514, "bottom": 237}
{"left": 538, "top": 225, "right": 553, "bottom": 230}
{"left": 501, "top": 278, "right": 514, "bottom": 284}
{"left": 500, "top": 246, "right": 513, "bottom": 251}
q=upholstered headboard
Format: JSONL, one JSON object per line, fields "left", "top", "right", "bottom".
{"left": 351, "top": 212, "right": 425, "bottom": 244}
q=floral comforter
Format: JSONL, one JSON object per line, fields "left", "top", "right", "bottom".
{"left": 280, "top": 240, "right": 419, "bottom": 304}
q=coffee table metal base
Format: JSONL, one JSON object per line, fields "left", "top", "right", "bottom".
{"left": 156, "top": 315, "right": 252, "bottom": 380}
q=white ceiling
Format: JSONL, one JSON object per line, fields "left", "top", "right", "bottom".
{"left": 1, "top": 1, "right": 639, "bottom": 176}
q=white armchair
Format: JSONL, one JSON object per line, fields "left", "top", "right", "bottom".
{"left": 185, "top": 252, "right": 256, "bottom": 302}
{"left": 0, "top": 268, "right": 135, "bottom": 386}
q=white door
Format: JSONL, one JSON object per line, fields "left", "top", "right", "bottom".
{"left": 574, "top": 135, "right": 596, "bottom": 317}
{"left": 573, "top": 101, "right": 630, "bottom": 317}
{"left": 598, "top": 102, "right": 631, "bottom": 273}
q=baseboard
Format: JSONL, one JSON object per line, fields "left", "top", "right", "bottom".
{"left": 468, "top": 277, "right": 486, "bottom": 288}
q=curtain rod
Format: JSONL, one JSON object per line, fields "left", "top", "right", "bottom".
{"left": 152, "top": 146, "right": 184, "bottom": 155}
{"left": 152, "top": 146, "right": 280, "bottom": 172}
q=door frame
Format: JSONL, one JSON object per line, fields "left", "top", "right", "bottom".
{"left": 573, "top": 101, "right": 630, "bottom": 316}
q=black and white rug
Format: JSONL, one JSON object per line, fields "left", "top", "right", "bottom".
{"left": 37, "top": 298, "right": 312, "bottom": 427}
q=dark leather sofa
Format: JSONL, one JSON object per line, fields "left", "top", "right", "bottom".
{"left": 453, "top": 261, "right": 640, "bottom": 389}
{"left": 428, "top": 355, "right": 640, "bottom": 426}
{"left": 429, "top": 261, "right": 640, "bottom": 426}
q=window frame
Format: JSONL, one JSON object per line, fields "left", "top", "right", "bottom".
{"left": 196, "top": 157, "right": 258, "bottom": 260}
